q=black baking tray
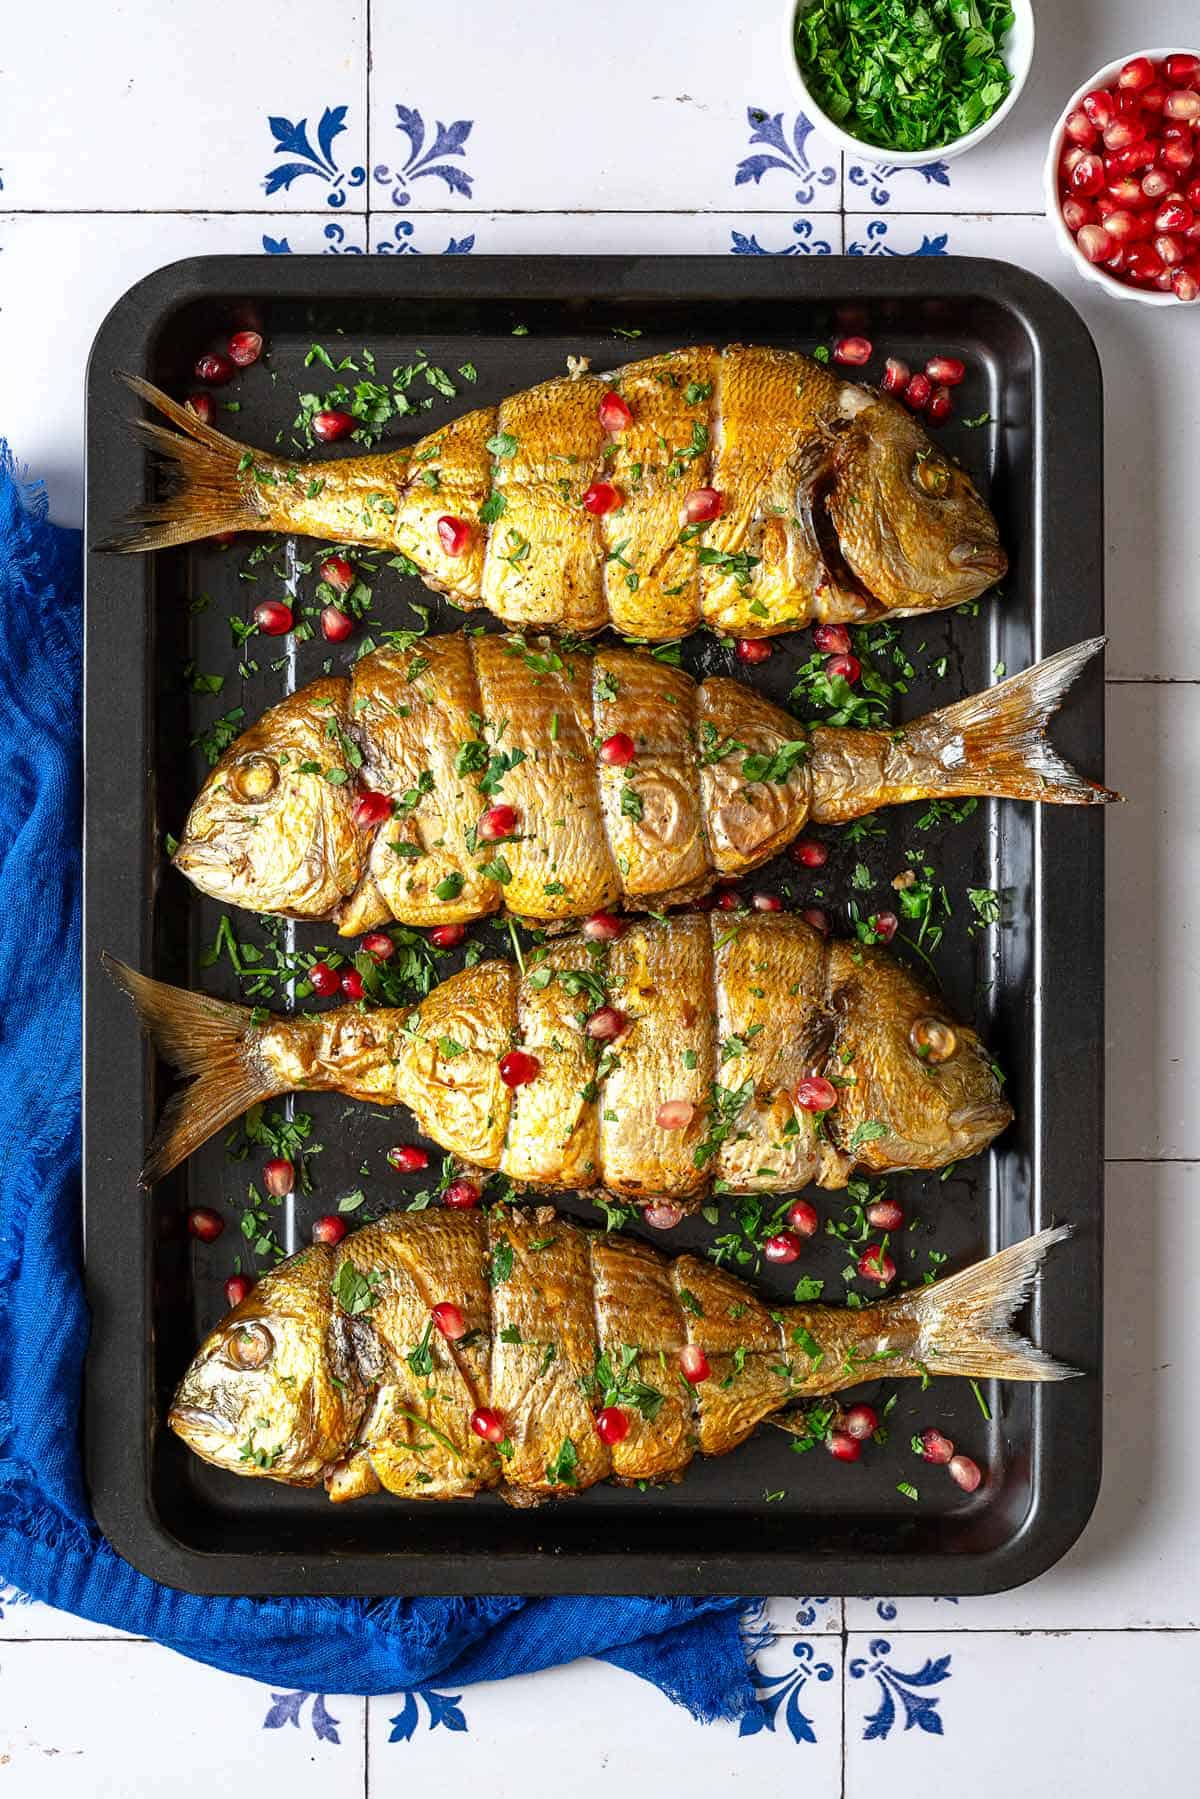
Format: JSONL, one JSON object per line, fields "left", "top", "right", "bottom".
{"left": 83, "top": 255, "right": 1105, "bottom": 1597}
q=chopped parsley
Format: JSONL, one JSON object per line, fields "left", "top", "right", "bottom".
{"left": 331, "top": 1262, "right": 383, "bottom": 1315}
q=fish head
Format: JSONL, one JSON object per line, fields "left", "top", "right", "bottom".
{"left": 168, "top": 1246, "right": 366, "bottom": 1483}
{"left": 173, "top": 678, "right": 365, "bottom": 917}
{"left": 828, "top": 945, "right": 1013, "bottom": 1171}
{"left": 825, "top": 395, "right": 1007, "bottom": 615}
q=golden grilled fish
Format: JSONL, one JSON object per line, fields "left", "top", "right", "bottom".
{"left": 105, "top": 346, "right": 1007, "bottom": 638}
{"left": 103, "top": 910, "right": 1013, "bottom": 1197}
{"left": 173, "top": 633, "right": 1114, "bottom": 933}
{"left": 168, "top": 1206, "right": 1075, "bottom": 1503}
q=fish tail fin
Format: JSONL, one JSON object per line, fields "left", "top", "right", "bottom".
{"left": 904, "top": 1225, "right": 1080, "bottom": 1382}
{"left": 96, "top": 374, "right": 272, "bottom": 551}
{"left": 911, "top": 639, "right": 1119, "bottom": 806}
{"left": 102, "top": 953, "right": 284, "bottom": 1182}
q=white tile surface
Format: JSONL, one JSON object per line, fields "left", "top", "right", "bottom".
{"left": 367, "top": 1636, "right": 843, "bottom": 1793}
{"left": 0, "top": 1583, "right": 136, "bottom": 1640}
{"left": 0, "top": 1641, "right": 363, "bottom": 1794}
{"left": 367, "top": 210, "right": 843, "bottom": 255}
{"left": 0, "top": 2, "right": 366, "bottom": 210}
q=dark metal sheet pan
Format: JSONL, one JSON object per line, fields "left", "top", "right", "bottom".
{"left": 83, "top": 255, "right": 1105, "bottom": 1596}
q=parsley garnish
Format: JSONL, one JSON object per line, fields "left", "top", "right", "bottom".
{"left": 331, "top": 1262, "right": 383, "bottom": 1315}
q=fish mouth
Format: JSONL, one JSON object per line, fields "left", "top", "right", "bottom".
{"left": 169, "top": 1402, "right": 236, "bottom": 1439}
{"left": 949, "top": 541, "right": 1008, "bottom": 577}
{"left": 947, "top": 1098, "right": 1014, "bottom": 1136}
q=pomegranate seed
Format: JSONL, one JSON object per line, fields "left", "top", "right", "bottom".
{"left": 715, "top": 889, "right": 742, "bottom": 911}
{"left": 1161, "top": 138, "right": 1196, "bottom": 173}
{"left": 1081, "top": 88, "right": 1115, "bottom": 130}
{"left": 308, "top": 960, "right": 340, "bottom": 997}
{"left": 643, "top": 1202, "right": 684, "bottom": 1230}
{"left": 253, "top": 600, "right": 293, "bottom": 635}
{"left": 858, "top": 1244, "right": 896, "bottom": 1285}
{"left": 1156, "top": 198, "right": 1194, "bottom": 230}
{"left": 1102, "top": 208, "right": 1141, "bottom": 241}
{"left": 228, "top": 330, "right": 263, "bottom": 368}
{"left": 429, "top": 923, "right": 466, "bottom": 949}
{"left": 1104, "top": 176, "right": 1146, "bottom": 207}
{"left": 1115, "top": 87, "right": 1145, "bottom": 118}
{"left": 881, "top": 356, "right": 911, "bottom": 393}
{"left": 1069, "top": 152, "right": 1106, "bottom": 195}
{"left": 319, "top": 555, "right": 354, "bottom": 593}
{"left": 582, "top": 480, "right": 622, "bottom": 516}
{"left": 1107, "top": 141, "right": 1156, "bottom": 177}
{"left": 499, "top": 1049, "right": 540, "bottom": 1088}
{"left": 1165, "top": 89, "right": 1200, "bottom": 123}
{"left": 1064, "top": 108, "right": 1097, "bottom": 146}
{"left": 586, "top": 1005, "right": 627, "bottom": 1041}
{"left": 478, "top": 803, "right": 517, "bottom": 841}
{"left": 826, "top": 1430, "right": 861, "bottom": 1462}
{"left": 866, "top": 1196, "right": 905, "bottom": 1231}
{"left": 1142, "top": 81, "right": 1168, "bottom": 113}
{"left": 1163, "top": 121, "right": 1193, "bottom": 142}
{"left": 1157, "top": 232, "right": 1187, "bottom": 265}
{"left": 735, "top": 638, "right": 773, "bottom": 663}
{"left": 751, "top": 892, "right": 783, "bottom": 913}
{"left": 949, "top": 1453, "right": 983, "bottom": 1492}
{"left": 388, "top": 1144, "right": 430, "bottom": 1173}
{"left": 926, "top": 385, "right": 953, "bottom": 425}
{"left": 679, "top": 1344, "right": 710, "bottom": 1384}
{"left": 925, "top": 354, "right": 965, "bottom": 386}
{"left": 263, "top": 1157, "right": 294, "bottom": 1198}
{"left": 683, "top": 486, "right": 723, "bottom": 523}
{"left": 785, "top": 1198, "right": 819, "bottom": 1237}
{"left": 320, "top": 604, "right": 353, "bottom": 643}
{"left": 801, "top": 907, "right": 830, "bottom": 934}
{"left": 1165, "top": 54, "right": 1200, "bottom": 84}
{"left": 361, "top": 931, "right": 394, "bottom": 963}
{"left": 311, "top": 409, "right": 355, "bottom": 443}
{"left": 431, "top": 1301, "right": 466, "bottom": 1340}
{"left": 795, "top": 1075, "right": 837, "bottom": 1112}
{"left": 598, "top": 390, "right": 633, "bottom": 433}
{"left": 352, "top": 791, "right": 393, "bottom": 828}
{"left": 833, "top": 335, "right": 873, "bottom": 366}
{"left": 470, "top": 1406, "right": 506, "bottom": 1443}
{"left": 582, "top": 910, "right": 625, "bottom": 943}
{"left": 599, "top": 731, "right": 636, "bottom": 767}
{"left": 1173, "top": 267, "right": 1200, "bottom": 300}
{"left": 813, "top": 622, "right": 851, "bottom": 654}
{"left": 187, "top": 1207, "right": 224, "bottom": 1243}
{"left": 903, "top": 372, "right": 933, "bottom": 411}
{"left": 918, "top": 1428, "right": 955, "bottom": 1464}
{"left": 436, "top": 514, "right": 471, "bottom": 557}
{"left": 1103, "top": 118, "right": 1145, "bottom": 152}
{"left": 340, "top": 969, "right": 365, "bottom": 1000}
{"left": 656, "top": 1099, "right": 694, "bottom": 1131}
{"left": 871, "top": 911, "right": 898, "bottom": 943}
{"left": 844, "top": 1403, "right": 879, "bottom": 1441}
{"left": 195, "top": 351, "right": 236, "bottom": 385}
{"left": 1118, "top": 56, "right": 1155, "bottom": 91}
{"left": 1105, "top": 245, "right": 1129, "bottom": 273}
{"left": 1127, "top": 242, "right": 1166, "bottom": 280}
{"left": 1154, "top": 267, "right": 1177, "bottom": 291}
{"left": 790, "top": 837, "right": 828, "bottom": 869}
{"left": 826, "top": 652, "right": 862, "bottom": 683}
{"left": 1076, "top": 223, "right": 1115, "bottom": 262}
{"left": 443, "top": 1178, "right": 481, "bottom": 1209}
{"left": 595, "top": 1405, "right": 631, "bottom": 1445}
{"left": 313, "top": 1215, "right": 348, "bottom": 1247}
{"left": 763, "top": 1231, "right": 804, "bottom": 1265}
{"left": 1187, "top": 179, "right": 1200, "bottom": 206}
{"left": 1142, "top": 167, "right": 1173, "bottom": 199}
{"left": 186, "top": 391, "right": 215, "bottom": 425}
{"left": 224, "top": 1273, "right": 255, "bottom": 1308}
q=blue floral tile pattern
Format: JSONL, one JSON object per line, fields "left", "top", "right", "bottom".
{"left": 263, "top": 1690, "right": 343, "bottom": 1743}
{"left": 742, "top": 1640, "right": 836, "bottom": 1743}
{"left": 848, "top": 159, "right": 952, "bottom": 207}
{"left": 730, "top": 219, "right": 834, "bottom": 256}
{"left": 387, "top": 1689, "right": 469, "bottom": 1742}
{"left": 373, "top": 108, "right": 475, "bottom": 207}
{"left": 847, "top": 218, "right": 949, "bottom": 256}
{"left": 263, "top": 107, "right": 366, "bottom": 209}
{"left": 262, "top": 222, "right": 365, "bottom": 254}
{"left": 849, "top": 1638, "right": 953, "bottom": 1740}
{"left": 735, "top": 108, "right": 838, "bottom": 208}
{"left": 374, "top": 220, "right": 476, "bottom": 254}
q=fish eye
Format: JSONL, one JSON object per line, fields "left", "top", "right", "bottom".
{"left": 228, "top": 1323, "right": 274, "bottom": 1370}
{"left": 230, "top": 755, "right": 279, "bottom": 804}
{"left": 910, "top": 1017, "right": 957, "bottom": 1064}
{"left": 912, "top": 456, "right": 950, "bottom": 498}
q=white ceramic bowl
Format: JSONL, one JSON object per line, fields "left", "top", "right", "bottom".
{"left": 1044, "top": 48, "right": 1200, "bottom": 308}
{"left": 784, "top": 0, "right": 1035, "bottom": 167}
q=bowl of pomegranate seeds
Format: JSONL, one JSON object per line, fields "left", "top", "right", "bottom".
{"left": 1046, "top": 50, "right": 1200, "bottom": 305}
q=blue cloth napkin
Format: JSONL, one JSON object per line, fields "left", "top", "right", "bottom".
{"left": 0, "top": 448, "right": 763, "bottom": 1721}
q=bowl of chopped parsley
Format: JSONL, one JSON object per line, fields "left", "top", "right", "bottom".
{"left": 788, "top": 0, "right": 1034, "bottom": 166}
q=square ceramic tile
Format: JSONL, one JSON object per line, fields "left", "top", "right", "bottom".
{"left": 0, "top": 1581, "right": 137, "bottom": 1640}
{"left": 0, "top": 2, "right": 366, "bottom": 211}
{"left": 848, "top": 1160, "right": 1200, "bottom": 1632}
{"left": 0, "top": 1640, "right": 363, "bottom": 1794}
{"left": 368, "top": 0, "right": 841, "bottom": 211}
{"left": 757, "top": 1597, "right": 842, "bottom": 1636}
{"left": 845, "top": 1630, "right": 1196, "bottom": 1787}
{"left": 367, "top": 210, "right": 843, "bottom": 256}
{"left": 367, "top": 1636, "right": 842, "bottom": 1794}
{"left": 0, "top": 212, "right": 365, "bottom": 528}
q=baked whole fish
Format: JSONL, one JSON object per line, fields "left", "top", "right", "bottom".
{"left": 104, "top": 910, "right": 1013, "bottom": 1194}
{"left": 173, "top": 632, "right": 1114, "bottom": 933}
{"left": 168, "top": 1206, "right": 1075, "bottom": 1503}
{"left": 106, "top": 346, "right": 1008, "bottom": 639}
